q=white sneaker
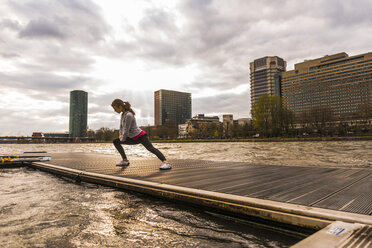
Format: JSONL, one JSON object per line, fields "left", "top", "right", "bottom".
{"left": 160, "top": 162, "right": 172, "bottom": 170}
{"left": 116, "top": 160, "right": 130, "bottom": 166}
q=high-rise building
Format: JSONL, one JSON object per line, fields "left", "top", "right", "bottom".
{"left": 281, "top": 52, "right": 372, "bottom": 121}
{"left": 223, "top": 114, "right": 233, "bottom": 138}
{"left": 250, "top": 56, "right": 287, "bottom": 109}
{"left": 154, "top": 89, "right": 191, "bottom": 126}
{"left": 69, "top": 90, "right": 88, "bottom": 137}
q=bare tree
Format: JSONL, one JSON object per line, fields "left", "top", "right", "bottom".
{"left": 357, "top": 103, "right": 372, "bottom": 131}
{"left": 308, "top": 105, "right": 334, "bottom": 136}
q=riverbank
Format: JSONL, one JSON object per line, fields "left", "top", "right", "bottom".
{"left": 151, "top": 136, "right": 372, "bottom": 143}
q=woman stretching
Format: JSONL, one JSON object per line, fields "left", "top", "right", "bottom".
{"left": 111, "top": 99, "right": 171, "bottom": 170}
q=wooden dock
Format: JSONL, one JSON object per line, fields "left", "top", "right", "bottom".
{"left": 20, "top": 152, "right": 372, "bottom": 247}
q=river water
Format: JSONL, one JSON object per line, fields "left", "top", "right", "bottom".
{"left": 1, "top": 141, "right": 371, "bottom": 247}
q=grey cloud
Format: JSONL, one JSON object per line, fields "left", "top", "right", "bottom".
{"left": 19, "top": 18, "right": 66, "bottom": 39}
{"left": 139, "top": 8, "right": 178, "bottom": 34}
{"left": 9, "top": 0, "right": 109, "bottom": 43}
{"left": 29, "top": 106, "right": 69, "bottom": 119}
{"left": 138, "top": 39, "right": 179, "bottom": 62}
{"left": 0, "top": 71, "right": 98, "bottom": 99}
{"left": 1, "top": 52, "right": 20, "bottom": 58}
{"left": 0, "top": 111, "right": 68, "bottom": 135}
{"left": 325, "top": 0, "right": 372, "bottom": 27}
{"left": 108, "top": 1, "right": 258, "bottom": 83}
{"left": 0, "top": 18, "right": 21, "bottom": 30}
{"left": 1, "top": 44, "right": 97, "bottom": 73}
{"left": 111, "top": 2, "right": 236, "bottom": 65}
{"left": 59, "top": 0, "right": 101, "bottom": 15}
{"left": 0, "top": 0, "right": 109, "bottom": 78}
{"left": 115, "top": 0, "right": 372, "bottom": 69}
{"left": 30, "top": 47, "right": 95, "bottom": 72}
{"left": 193, "top": 90, "right": 251, "bottom": 118}
{"left": 184, "top": 0, "right": 213, "bottom": 9}
{"left": 111, "top": 9, "right": 189, "bottom": 65}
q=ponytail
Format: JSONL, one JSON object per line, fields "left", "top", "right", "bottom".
{"left": 123, "top": 101, "right": 135, "bottom": 115}
{"left": 111, "top": 99, "right": 135, "bottom": 115}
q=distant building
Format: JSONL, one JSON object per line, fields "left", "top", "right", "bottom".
{"left": 223, "top": 114, "right": 233, "bottom": 138}
{"left": 43, "top": 132, "right": 69, "bottom": 138}
{"left": 154, "top": 89, "right": 191, "bottom": 126}
{"left": 178, "top": 124, "right": 188, "bottom": 139}
{"left": 281, "top": 52, "right": 372, "bottom": 122}
{"left": 32, "top": 132, "right": 43, "bottom": 138}
{"left": 186, "top": 114, "right": 220, "bottom": 134}
{"left": 69, "top": 90, "right": 88, "bottom": 137}
{"left": 250, "top": 56, "right": 286, "bottom": 109}
{"left": 237, "top": 118, "right": 252, "bottom": 126}
{"left": 192, "top": 114, "right": 220, "bottom": 124}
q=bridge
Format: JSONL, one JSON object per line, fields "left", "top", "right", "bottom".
{"left": 0, "top": 136, "right": 95, "bottom": 143}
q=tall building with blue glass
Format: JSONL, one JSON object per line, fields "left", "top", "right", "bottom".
{"left": 69, "top": 90, "right": 88, "bottom": 137}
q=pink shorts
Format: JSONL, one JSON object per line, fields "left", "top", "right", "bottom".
{"left": 133, "top": 130, "right": 146, "bottom": 140}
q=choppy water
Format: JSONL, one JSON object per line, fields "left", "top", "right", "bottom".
{"left": 1, "top": 168, "right": 300, "bottom": 248}
{"left": 1, "top": 141, "right": 371, "bottom": 247}
{"left": 1, "top": 141, "right": 371, "bottom": 168}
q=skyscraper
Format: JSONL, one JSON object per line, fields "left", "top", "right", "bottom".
{"left": 223, "top": 114, "right": 233, "bottom": 138}
{"left": 281, "top": 52, "right": 372, "bottom": 121}
{"left": 69, "top": 90, "right": 88, "bottom": 137}
{"left": 250, "top": 56, "right": 286, "bottom": 108}
{"left": 154, "top": 89, "right": 192, "bottom": 126}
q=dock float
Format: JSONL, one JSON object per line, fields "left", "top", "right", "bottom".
{"left": 22, "top": 152, "right": 372, "bottom": 247}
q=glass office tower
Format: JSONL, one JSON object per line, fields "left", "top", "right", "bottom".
{"left": 69, "top": 90, "right": 88, "bottom": 137}
{"left": 154, "top": 89, "right": 192, "bottom": 126}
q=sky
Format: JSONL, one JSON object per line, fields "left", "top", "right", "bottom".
{"left": 1, "top": 0, "right": 372, "bottom": 136}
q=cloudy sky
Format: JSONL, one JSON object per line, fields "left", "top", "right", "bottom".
{"left": 1, "top": 0, "right": 371, "bottom": 136}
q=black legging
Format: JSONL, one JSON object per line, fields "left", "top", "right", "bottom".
{"left": 113, "top": 134, "right": 166, "bottom": 162}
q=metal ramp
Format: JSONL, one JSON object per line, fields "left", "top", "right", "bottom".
{"left": 292, "top": 221, "right": 372, "bottom": 248}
